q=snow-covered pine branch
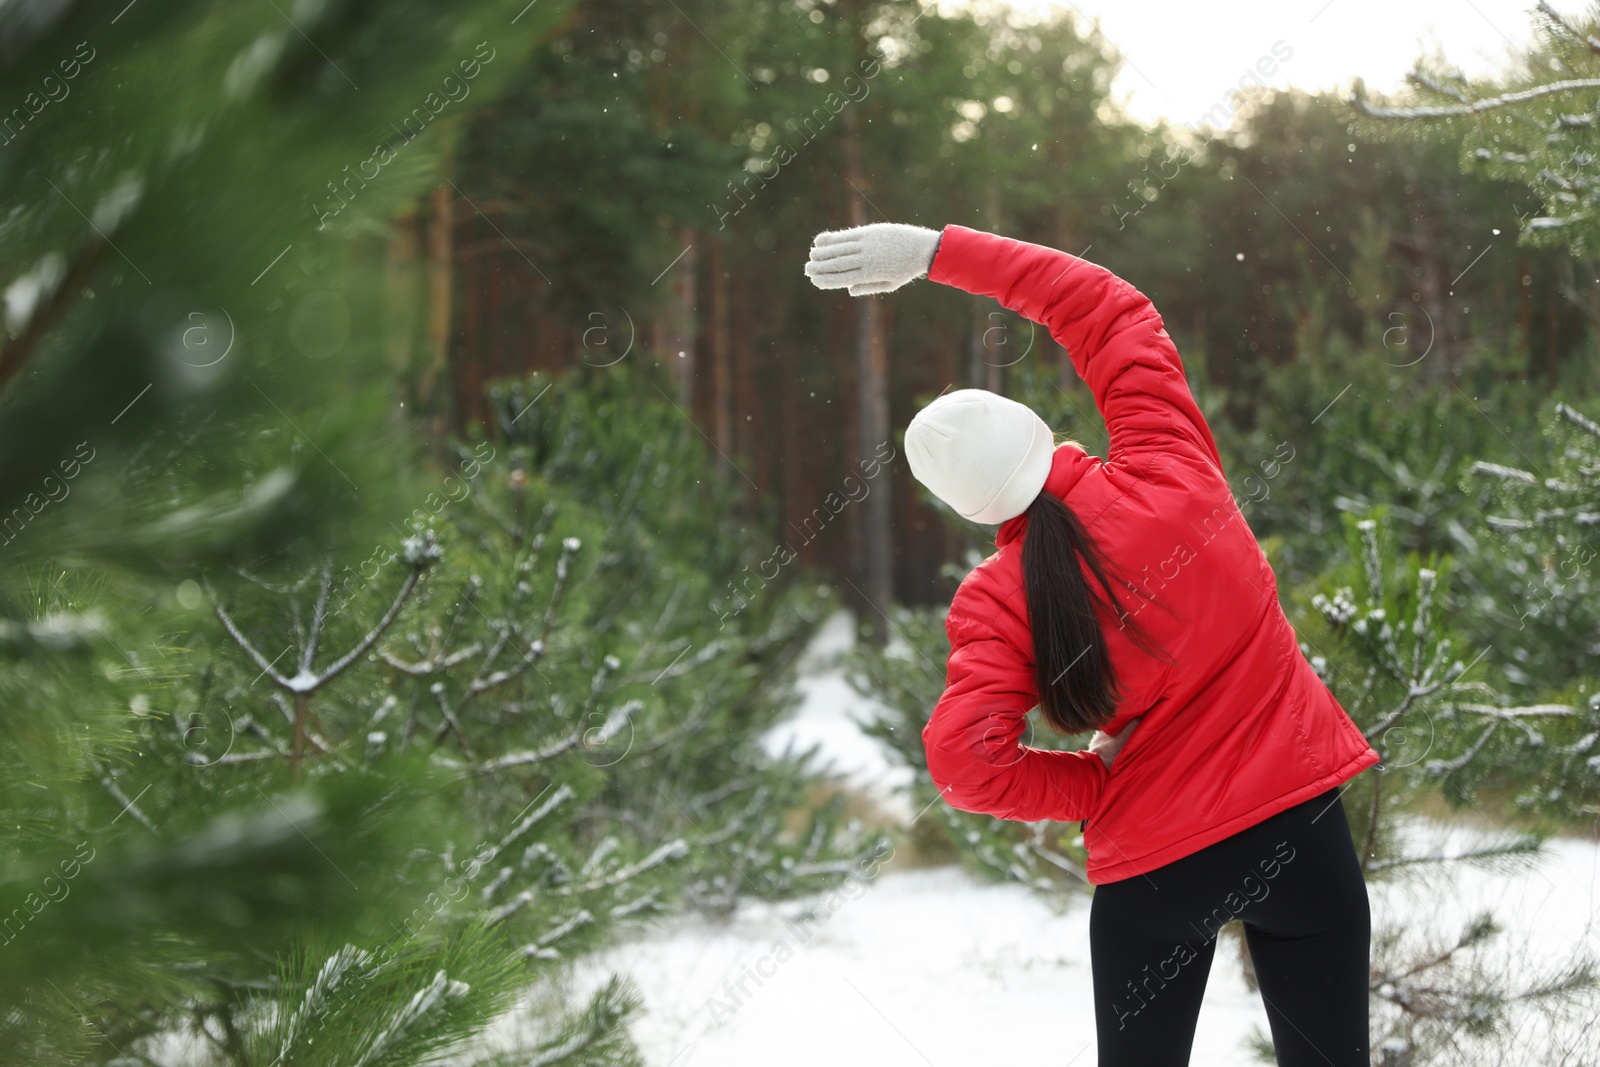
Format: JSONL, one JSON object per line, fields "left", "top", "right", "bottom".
{"left": 272, "top": 944, "right": 375, "bottom": 1060}
{"left": 518, "top": 909, "right": 594, "bottom": 959}
{"left": 349, "top": 969, "right": 471, "bottom": 1067}
{"left": 93, "top": 760, "right": 157, "bottom": 834}
{"left": 1365, "top": 835, "right": 1542, "bottom": 874}
{"left": 608, "top": 889, "right": 662, "bottom": 921}
{"left": 379, "top": 643, "right": 483, "bottom": 675}
{"left": 206, "top": 577, "right": 295, "bottom": 690}
{"left": 1352, "top": 77, "right": 1600, "bottom": 120}
{"left": 587, "top": 838, "right": 689, "bottom": 890}
{"left": 1557, "top": 400, "right": 1600, "bottom": 440}
{"left": 517, "top": 976, "right": 642, "bottom": 1067}
{"left": 206, "top": 534, "right": 438, "bottom": 701}
{"left": 1451, "top": 702, "right": 1576, "bottom": 720}
{"left": 300, "top": 557, "right": 333, "bottom": 678}
{"left": 466, "top": 725, "right": 590, "bottom": 773}
{"left": 1424, "top": 721, "right": 1502, "bottom": 777}
{"left": 1537, "top": 0, "right": 1600, "bottom": 56}
{"left": 314, "top": 535, "right": 439, "bottom": 687}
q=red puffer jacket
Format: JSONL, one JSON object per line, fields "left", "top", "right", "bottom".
{"left": 920, "top": 225, "right": 1379, "bottom": 885}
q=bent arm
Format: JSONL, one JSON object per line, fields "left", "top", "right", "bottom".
{"left": 923, "top": 601, "right": 1107, "bottom": 823}
{"left": 928, "top": 224, "right": 1222, "bottom": 470}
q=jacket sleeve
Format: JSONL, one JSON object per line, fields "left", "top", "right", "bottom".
{"left": 927, "top": 223, "right": 1223, "bottom": 472}
{"left": 922, "top": 598, "right": 1108, "bottom": 823}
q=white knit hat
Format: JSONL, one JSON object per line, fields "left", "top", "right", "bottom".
{"left": 904, "top": 389, "right": 1055, "bottom": 525}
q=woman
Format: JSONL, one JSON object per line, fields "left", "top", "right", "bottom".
{"left": 805, "top": 222, "right": 1379, "bottom": 1066}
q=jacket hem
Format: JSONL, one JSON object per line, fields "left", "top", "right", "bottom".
{"left": 1084, "top": 746, "right": 1380, "bottom": 886}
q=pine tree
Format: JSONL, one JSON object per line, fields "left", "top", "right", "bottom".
{"left": 1467, "top": 401, "right": 1600, "bottom": 812}
{"left": 1351, "top": 1, "right": 1600, "bottom": 257}
{"left": 0, "top": 0, "right": 572, "bottom": 1057}
{"left": 1299, "top": 510, "right": 1599, "bottom": 1065}
{"left": 0, "top": 4, "right": 883, "bottom": 1061}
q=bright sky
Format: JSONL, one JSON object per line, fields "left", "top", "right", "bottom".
{"left": 945, "top": 0, "right": 1543, "bottom": 127}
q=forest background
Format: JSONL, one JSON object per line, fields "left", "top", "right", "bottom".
{"left": 1, "top": 0, "right": 1598, "bottom": 1063}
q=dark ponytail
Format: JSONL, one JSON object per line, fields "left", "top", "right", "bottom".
{"left": 1022, "top": 491, "right": 1135, "bottom": 735}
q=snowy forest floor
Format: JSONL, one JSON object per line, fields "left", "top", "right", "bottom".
{"left": 496, "top": 612, "right": 1600, "bottom": 1066}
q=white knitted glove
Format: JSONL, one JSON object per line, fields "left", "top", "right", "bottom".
{"left": 1088, "top": 717, "right": 1140, "bottom": 770}
{"left": 804, "top": 223, "right": 943, "bottom": 297}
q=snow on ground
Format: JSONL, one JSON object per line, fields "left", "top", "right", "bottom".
{"left": 760, "top": 609, "right": 915, "bottom": 824}
{"left": 538, "top": 611, "right": 1600, "bottom": 1066}
{"left": 556, "top": 865, "right": 1273, "bottom": 1067}
{"left": 1372, "top": 817, "right": 1600, "bottom": 974}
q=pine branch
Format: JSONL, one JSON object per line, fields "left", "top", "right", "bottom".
{"left": 1424, "top": 720, "right": 1501, "bottom": 776}
{"left": 638, "top": 639, "right": 725, "bottom": 687}
{"left": 487, "top": 784, "right": 576, "bottom": 863}
{"left": 1364, "top": 678, "right": 1443, "bottom": 740}
{"left": 1366, "top": 836, "right": 1541, "bottom": 873}
{"left": 588, "top": 838, "right": 689, "bottom": 890}
{"left": 206, "top": 579, "right": 295, "bottom": 690}
{"left": 626, "top": 702, "right": 716, "bottom": 760}
{"left": 1557, "top": 400, "right": 1600, "bottom": 440}
{"left": 273, "top": 944, "right": 375, "bottom": 1061}
{"left": 429, "top": 682, "right": 473, "bottom": 753}
{"left": 1406, "top": 69, "right": 1472, "bottom": 104}
{"left": 466, "top": 727, "right": 588, "bottom": 773}
{"left": 367, "top": 694, "right": 398, "bottom": 729}
{"left": 464, "top": 634, "right": 551, "bottom": 697}
{"left": 608, "top": 890, "right": 662, "bottom": 921}
{"left": 195, "top": 749, "right": 282, "bottom": 766}
{"left": 488, "top": 839, "right": 689, "bottom": 926}
{"left": 289, "top": 596, "right": 307, "bottom": 666}
{"left": 519, "top": 909, "right": 595, "bottom": 959}
{"left": 350, "top": 969, "right": 471, "bottom": 1067}
{"left": 1362, "top": 772, "right": 1383, "bottom": 875}
{"left": 412, "top": 537, "right": 577, "bottom": 758}
{"left": 0, "top": 238, "right": 110, "bottom": 395}
{"left": 517, "top": 975, "right": 643, "bottom": 1067}
{"left": 1452, "top": 702, "right": 1575, "bottom": 720}
{"left": 1353, "top": 77, "right": 1600, "bottom": 119}
{"left": 301, "top": 557, "right": 334, "bottom": 677}
{"left": 315, "top": 541, "right": 437, "bottom": 687}
{"left": 1026, "top": 841, "right": 1089, "bottom": 881}
{"left": 1537, "top": 0, "right": 1600, "bottom": 55}
{"left": 378, "top": 644, "right": 483, "bottom": 674}
{"left": 1379, "top": 913, "right": 1499, "bottom": 986}
{"left": 270, "top": 693, "right": 345, "bottom": 764}
{"left": 227, "top": 564, "right": 314, "bottom": 596}
{"left": 93, "top": 761, "right": 158, "bottom": 834}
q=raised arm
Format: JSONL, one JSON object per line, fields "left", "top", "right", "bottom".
{"left": 805, "top": 222, "right": 1222, "bottom": 470}
{"left": 928, "top": 224, "right": 1221, "bottom": 469}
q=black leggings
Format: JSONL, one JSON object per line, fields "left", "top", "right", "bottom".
{"left": 1089, "top": 787, "right": 1370, "bottom": 1066}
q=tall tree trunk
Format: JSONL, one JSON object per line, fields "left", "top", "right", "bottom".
{"left": 291, "top": 692, "right": 309, "bottom": 773}
{"left": 1517, "top": 253, "right": 1533, "bottom": 366}
{"left": 1545, "top": 280, "right": 1560, "bottom": 385}
{"left": 967, "top": 295, "right": 988, "bottom": 390}
{"left": 733, "top": 257, "right": 759, "bottom": 499}
{"left": 672, "top": 228, "right": 699, "bottom": 408}
{"left": 488, "top": 255, "right": 504, "bottom": 385}
{"left": 709, "top": 239, "right": 733, "bottom": 468}
{"left": 426, "top": 185, "right": 456, "bottom": 428}
{"left": 840, "top": 103, "right": 894, "bottom": 633}
{"left": 386, "top": 208, "right": 424, "bottom": 403}
{"left": 782, "top": 357, "right": 804, "bottom": 560}
{"left": 1415, "top": 221, "right": 1450, "bottom": 382}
